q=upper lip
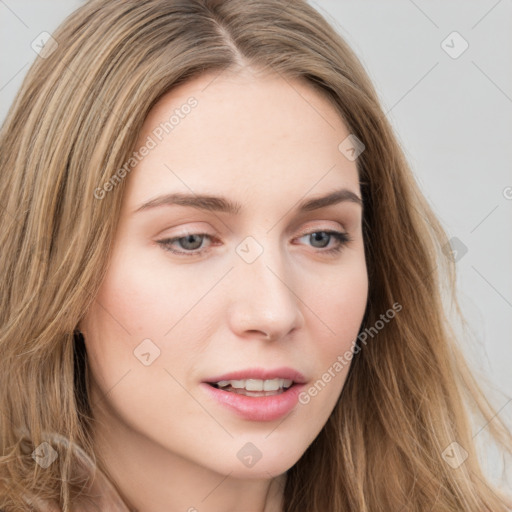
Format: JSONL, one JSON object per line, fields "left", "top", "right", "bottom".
{"left": 204, "top": 367, "right": 307, "bottom": 384}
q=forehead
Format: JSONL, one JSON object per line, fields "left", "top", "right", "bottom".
{"left": 123, "top": 68, "right": 360, "bottom": 210}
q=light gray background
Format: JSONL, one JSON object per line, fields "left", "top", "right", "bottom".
{"left": 1, "top": 0, "right": 511, "bottom": 479}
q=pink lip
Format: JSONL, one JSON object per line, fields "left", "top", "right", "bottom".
{"left": 203, "top": 367, "right": 307, "bottom": 384}
{"left": 201, "top": 382, "right": 306, "bottom": 422}
{"left": 201, "top": 367, "right": 307, "bottom": 422}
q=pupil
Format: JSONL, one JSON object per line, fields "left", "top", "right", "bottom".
{"left": 181, "top": 234, "right": 202, "bottom": 250}
{"left": 311, "top": 232, "right": 328, "bottom": 248}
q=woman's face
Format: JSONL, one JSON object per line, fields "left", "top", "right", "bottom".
{"left": 80, "top": 68, "right": 368, "bottom": 486}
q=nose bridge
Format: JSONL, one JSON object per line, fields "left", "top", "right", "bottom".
{"left": 228, "top": 233, "right": 304, "bottom": 338}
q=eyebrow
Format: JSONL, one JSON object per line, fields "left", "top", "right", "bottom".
{"left": 133, "top": 187, "right": 363, "bottom": 215}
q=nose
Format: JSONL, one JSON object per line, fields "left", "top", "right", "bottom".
{"left": 226, "top": 243, "right": 305, "bottom": 341}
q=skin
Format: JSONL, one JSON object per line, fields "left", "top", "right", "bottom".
{"left": 79, "top": 66, "right": 368, "bottom": 512}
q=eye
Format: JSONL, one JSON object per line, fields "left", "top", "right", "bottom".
{"left": 157, "top": 229, "right": 352, "bottom": 257}
{"left": 157, "top": 233, "right": 213, "bottom": 256}
{"left": 295, "top": 229, "right": 352, "bottom": 255}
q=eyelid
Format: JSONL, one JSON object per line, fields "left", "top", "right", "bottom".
{"left": 294, "top": 220, "right": 346, "bottom": 238}
{"left": 156, "top": 220, "right": 344, "bottom": 245}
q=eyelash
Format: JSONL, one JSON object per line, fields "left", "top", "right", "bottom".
{"left": 157, "top": 229, "right": 352, "bottom": 257}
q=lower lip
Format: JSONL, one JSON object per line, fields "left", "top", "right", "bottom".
{"left": 200, "top": 383, "right": 306, "bottom": 422}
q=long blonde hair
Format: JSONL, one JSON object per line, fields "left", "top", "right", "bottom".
{"left": 0, "top": 0, "right": 510, "bottom": 510}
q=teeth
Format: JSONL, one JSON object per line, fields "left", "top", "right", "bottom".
{"left": 214, "top": 378, "right": 293, "bottom": 391}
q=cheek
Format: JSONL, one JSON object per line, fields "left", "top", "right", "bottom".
{"left": 309, "top": 260, "right": 368, "bottom": 347}
{"left": 78, "top": 264, "right": 162, "bottom": 387}
{"left": 91, "top": 253, "right": 179, "bottom": 339}
{"left": 81, "top": 250, "right": 208, "bottom": 390}
{"left": 81, "top": 261, "right": 200, "bottom": 430}
{"left": 300, "top": 259, "right": 367, "bottom": 409}
{"left": 292, "top": 265, "right": 367, "bottom": 448}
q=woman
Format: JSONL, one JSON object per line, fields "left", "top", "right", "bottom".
{"left": 0, "top": 0, "right": 510, "bottom": 510}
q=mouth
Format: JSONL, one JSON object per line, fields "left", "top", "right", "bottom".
{"left": 201, "top": 375, "right": 306, "bottom": 421}
{"left": 207, "top": 378, "right": 295, "bottom": 397}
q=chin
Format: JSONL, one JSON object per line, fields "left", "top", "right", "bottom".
{"left": 213, "top": 450, "right": 303, "bottom": 479}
